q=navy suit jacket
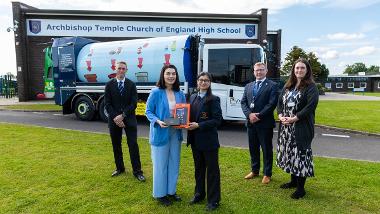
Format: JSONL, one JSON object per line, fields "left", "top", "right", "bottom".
{"left": 241, "top": 79, "right": 279, "bottom": 128}
{"left": 187, "top": 94, "right": 222, "bottom": 151}
{"left": 104, "top": 78, "right": 137, "bottom": 127}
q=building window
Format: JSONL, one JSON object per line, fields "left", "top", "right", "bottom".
{"left": 347, "top": 82, "right": 354, "bottom": 88}
{"left": 360, "top": 82, "right": 367, "bottom": 88}
{"left": 336, "top": 83, "right": 343, "bottom": 88}
{"left": 325, "top": 83, "right": 331, "bottom": 89}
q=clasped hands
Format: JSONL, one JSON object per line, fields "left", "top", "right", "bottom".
{"left": 249, "top": 113, "right": 260, "bottom": 124}
{"left": 278, "top": 114, "right": 299, "bottom": 125}
{"left": 113, "top": 114, "right": 125, "bottom": 128}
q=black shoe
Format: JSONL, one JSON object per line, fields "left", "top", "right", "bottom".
{"left": 291, "top": 190, "right": 306, "bottom": 199}
{"left": 111, "top": 169, "right": 125, "bottom": 177}
{"left": 157, "top": 196, "right": 172, "bottom": 206}
{"left": 206, "top": 202, "right": 219, "bottom": 211}
{"left": 280, "top": 182, "right": 297, "bottom": 189}
{"left": 134, "top": 174, "right": 146, "bottom": 182}
{"left": 189, "top": 194, "right": 204, "bottom": 205}
{"left": 167, "top": 193, "right": 181, "bottom": 201}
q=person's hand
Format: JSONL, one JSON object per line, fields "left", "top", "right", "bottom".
{"left": 249, "top": 113, "right": 260, "bottom": 123}
{"left": 156, "top": 120, "right": 168, "bottom": 128}
{"left": 186, "top": 122, "right": 199, "bottom": 130}
{"left": 278, "top": 114, "right": 287, "bottom": 123}
{"left": 116, "top": 121, "right": 125, "bottom": 128}
{"left": 114, "top": 114, "right": 125, "bottom": 127}
{"left": 281, "top": 116, "right": 299, "bottom": 125}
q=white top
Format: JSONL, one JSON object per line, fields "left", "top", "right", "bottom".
{"left": 168, "top": 100, "right": 176, "bottom": 117}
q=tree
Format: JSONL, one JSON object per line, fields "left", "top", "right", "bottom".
{"left": 367, "top": 65, "right": 380, "bottom": 74}
{"left": 5, "top": 72, "right": 16, "bottom": 79}
{"left": 344, "top": 62, "right": 367, "bottom": 74}
{"left": 281, "top": 46, "right": 328, "bottom": 82}
{"left": 281, "top": 46, "right": 307, "bottom": 75}
{"left": 319, "top": 64, "right": 329, "bottom": 81}
{"left": 307, "top": 52, "right": 322, "bottom": 81}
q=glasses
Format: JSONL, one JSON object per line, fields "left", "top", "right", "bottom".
{"left": 198, "top": 79, "right": 210, "bottom": 83}
{"left": 117, "top": 67, "right": 127, "bottom": 70}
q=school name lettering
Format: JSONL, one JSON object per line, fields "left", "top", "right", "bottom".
{"left": 46, "top": 24, "right": 242, "bottom": 34}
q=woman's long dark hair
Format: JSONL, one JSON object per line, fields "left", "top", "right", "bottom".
{"left": 284, "top": 58, "right": 315, "bottom": 90}
{"left": 197, "top": 72, "right": 213, "bottom": 104}
{"left": 156, "top": 64, "right": 180, "bottom": 91}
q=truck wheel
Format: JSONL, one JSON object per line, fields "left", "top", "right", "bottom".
{"left": 98, "top": 99, "right": 109, "bottom": 123}
{"left": 74, "top": 96, "right": 95, "bottom": 121}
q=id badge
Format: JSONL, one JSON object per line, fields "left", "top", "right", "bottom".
{"left": 250, "top": 102, "right": 255, "bottom": 109}
{"left": 288, "top": 102, "right": 295, "bottom": 107}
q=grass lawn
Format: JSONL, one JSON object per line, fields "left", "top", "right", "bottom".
{"left": 1, "top": 123, "right": 379, "bottom": 213}
{"left": 315, "top": 100, "right": 380, "bottom": 133}
{"left": 352, "top": 92, "right": 380, "bottom": 97}
{"left": 3, "top": 104, "right": 61, "bottom": 111}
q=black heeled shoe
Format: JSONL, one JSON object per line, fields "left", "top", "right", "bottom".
{"left": 167, "top": 193, "right": 182, "bottom": 202}
{"left": 157, "top": 196, "right": 172, "bottom": 206}
{"left": 291, "top": 190, "right": 306, "bottom": 199}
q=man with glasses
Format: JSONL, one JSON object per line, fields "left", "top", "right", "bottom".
{"left": 104, "top": 61, "right": 145, "bottom": 182}
{"left": 241, "top": 62, "right": 278, "bottom": 184}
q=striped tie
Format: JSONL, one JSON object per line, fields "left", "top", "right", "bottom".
{"left": 253, "top": 81, "right": 261, "bottom": 96}
{"left": 118, "top": 81, "right": 124, "bottom": 95}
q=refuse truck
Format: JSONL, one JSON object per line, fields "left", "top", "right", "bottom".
{"left": 49, "top": 35, "right": 267, "bottom": 122}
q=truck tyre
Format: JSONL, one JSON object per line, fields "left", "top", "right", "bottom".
{"left": 74, "top": 96, "right": 95, "bottom": 121}
{"left": 98, "top": 99, "right": 109, "bottom": 123}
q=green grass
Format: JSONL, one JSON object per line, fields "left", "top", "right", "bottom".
{"left": 3, "top": 104, "right": 61, "bottom": 111}
{"left": 315, "top": 100, "right": 380, "bottom": 133}
{"left": 1, "top": 123, "right": 380, "bottom": 213}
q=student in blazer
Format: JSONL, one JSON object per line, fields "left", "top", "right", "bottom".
{"left": 187, "top": 72, "right": 222, "bottom": 212}
{"left": 241, "top": 62, "right": 278, "bottom": 184}
{"left": 145, "top": 64, "right": 186, "bottom": 206}
{"left": 104, "top": 61, "right": 145, "bottom": 182}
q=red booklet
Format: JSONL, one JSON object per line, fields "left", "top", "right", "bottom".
{"left": 173, "top": 103, "right": 190, "bottom": 128}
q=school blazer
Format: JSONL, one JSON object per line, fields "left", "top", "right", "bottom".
{"left": 186, "top": 94, "right": 222, "bottom": 151}
{"left": 145, "top": 87, "right": 186, "bottom": 146}
{"left": 241, "top": 79, "right": 279, "bottom": 128}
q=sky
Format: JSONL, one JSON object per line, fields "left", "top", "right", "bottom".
{"left": 1, "top": 0, "right": 380, "bottom": 76}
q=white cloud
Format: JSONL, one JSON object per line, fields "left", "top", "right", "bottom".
{"left": 326, "top": 33, "right": 365, "bottom": 40}
{"left": 353, "top": 46, "right": 377, "bottom": 56}
{"left": 325, "top": 0, "right": 380, "bottom": 9}
{"left": 307, "top": 37, "right": 321, "bottom": 42}
{"left": 342, "top": 46, "right": 377, "bottom": 56}
{"left": 320, "top": 50, "right": 339, "bottom": 60}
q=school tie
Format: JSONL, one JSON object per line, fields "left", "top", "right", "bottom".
{"left": 253, "top": 81, "right": 261, "bottom": 97}
{"left": 118, "top": 81, "right": 124, "bottom": 95}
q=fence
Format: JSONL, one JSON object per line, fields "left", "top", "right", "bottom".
{"left": 0, "top": 75, "right": 18, "bottom": 98}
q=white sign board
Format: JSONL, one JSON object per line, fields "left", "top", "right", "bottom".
{"left": 26, "top": 19, "right": 258, "bottom": 39}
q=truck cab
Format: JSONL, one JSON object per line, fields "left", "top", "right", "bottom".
{"left": 201, "top": 43, "right": 266, "bottom": 120}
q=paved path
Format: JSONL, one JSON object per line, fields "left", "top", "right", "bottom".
{"left": 1, "top": 110, "right": 379, "bottom": 162}
{"left": 320, "top": 92, "right": 380, "bottom": 101}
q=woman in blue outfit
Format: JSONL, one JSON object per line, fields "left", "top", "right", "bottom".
{"left": 145, "top": 64, "right": 186, "bottom": 206}
{"left": 186, "top": 72, "right": 223, "bottom": 211}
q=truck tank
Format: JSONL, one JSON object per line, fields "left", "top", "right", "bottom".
{"left": 76, "top": 35, "right": 194, "bottom": 84}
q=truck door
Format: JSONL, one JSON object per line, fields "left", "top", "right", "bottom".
{"left": 206, "top": 47, "right": 262, "bottom": 120}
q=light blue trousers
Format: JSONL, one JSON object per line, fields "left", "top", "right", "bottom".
{"left": 151, "top": 128, "right": 182, "bottom": 198}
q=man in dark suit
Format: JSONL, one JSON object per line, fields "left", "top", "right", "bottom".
{"left": 241, "top": 62, "right": 278, "bottom": 184}
{"left": 104, "top": 61, "right": 145, "bottom": 182}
